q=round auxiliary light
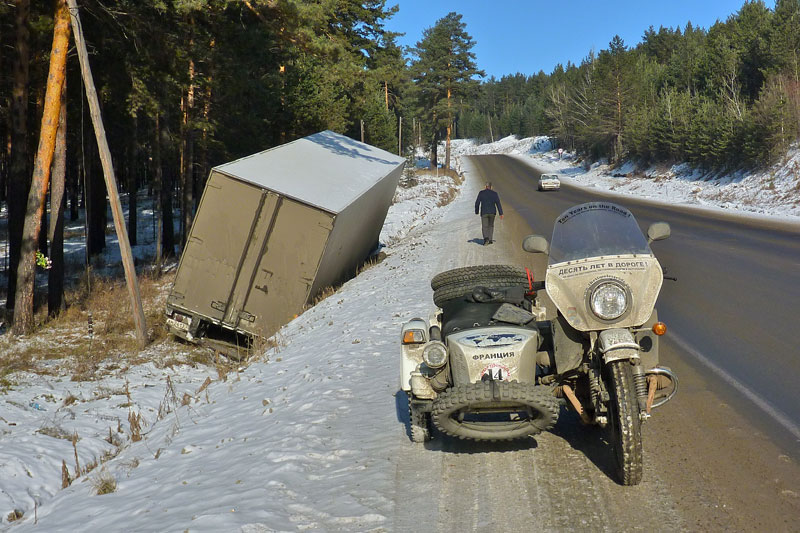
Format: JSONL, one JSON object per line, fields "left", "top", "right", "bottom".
{"left": 422, "top": 341, "right": 448, "bottom": 369}
{"left": 589, "top": 280, "right": 629, "bottom": 321}
{"left": 652, "top": 322, "right": 667, "bottom": 336}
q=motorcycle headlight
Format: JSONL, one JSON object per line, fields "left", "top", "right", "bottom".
{"left": 590, "top": 280, "right": 629, "bottom": 320}
{"left": 422, "top": 341, "right": 448, "bottom": 369}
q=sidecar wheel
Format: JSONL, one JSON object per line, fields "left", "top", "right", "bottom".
{"left": 431, "top": 382, "right": 559, "bottom": 441}
{"left": 409, "top": 400, "right": 431, "bottom": 443}
{"left": 606, "top": 360, "right": 643, "bottom": 485}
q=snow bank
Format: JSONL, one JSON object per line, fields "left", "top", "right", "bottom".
{"left": 450, "top": 136, "right": 800, "bottom": 219}
{"left": 0, "top": 170, "right": 452, "bottom": 531}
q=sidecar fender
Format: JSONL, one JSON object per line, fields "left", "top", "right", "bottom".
{"left": 400, "top": 318, "right": 429, "bottom": 391}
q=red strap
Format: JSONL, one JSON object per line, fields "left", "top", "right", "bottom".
{"left": 525, "top": 267, "right": 533, "bottom": 291}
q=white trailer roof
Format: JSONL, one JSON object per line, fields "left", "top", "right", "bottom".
{"left": 213, "top": 130, "right": 405, "bottom": 214}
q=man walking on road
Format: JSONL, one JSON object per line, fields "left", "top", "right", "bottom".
{"left": 475, "top": 182, "right": 503, "bottom": 245}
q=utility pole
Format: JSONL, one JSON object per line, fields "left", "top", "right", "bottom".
{"left": 360, "top": 120, "right": 365, "bottom": 143}
{"left": 67, "top": 0, "right": 148, "bottom": 348}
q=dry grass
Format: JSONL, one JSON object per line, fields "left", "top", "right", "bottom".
{"left": 90, "top": 469, "right": 117, "bottom": 495}
{"left": 37, "top": 425, "right": 75, "bottom": 441}
{"left": 0, "top": 267, "right": 209, "bottom": 383}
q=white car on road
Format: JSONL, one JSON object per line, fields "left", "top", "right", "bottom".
{"left": 537, "top": 173, "right": 561, "bottom": 191}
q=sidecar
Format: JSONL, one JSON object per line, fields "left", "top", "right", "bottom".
{"left": 400, "top": 266, "right": 559, "bottom": 442}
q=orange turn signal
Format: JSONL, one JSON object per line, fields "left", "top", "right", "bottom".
{"left": 403, "top": 330, "right": 425, "bottom": 344}
{"left": 652, "top": 322, "right": 667, "bottom": 336}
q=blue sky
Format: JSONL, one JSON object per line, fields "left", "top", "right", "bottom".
{"left": 384, "top": 0, "right": 776, "bottom": 79}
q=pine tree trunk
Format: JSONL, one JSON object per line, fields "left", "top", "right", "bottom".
{"left": 445, "top": 84, "right": 452, "bottom": 171}
{"left": 127, "top": 115, "right": 137, "bottom": 246}
{"left": 48, "top": 80, "right": 67, "bottom": 317}
{"left": 181, "top": 34, "right": 196, "bottom": 249}
{"left": 86, "top": 144, "right": 107, "bottom": 257}
{"left": 13, "top": 0, "right": 70, "bottom": 335}
{"left": 200, "top": 44, "right": 213, "bottom": 192}
{"left": 0, "top": 39, "right": 5, "bottom": 205}
{"left": 68, "top": 167, "right": 79, "bottom": 221}
{"left": 35, "top": 89, "right": 49, "bottom": 257}
{"left": 7, "top": 0, "right": 31, "bottom": 311}
{"left": 430, "top": 111, "right": 438, "bottom": 168}
{"left": 156, "top": 113, "right": 175, "bottom": 260}
{"left": 153, "top": 112, "right": 163, "bottom": 267}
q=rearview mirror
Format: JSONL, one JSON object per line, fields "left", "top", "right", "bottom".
{"left": 647, "top": 222, "right": 671, "bottom": 242}
{"left": 522, "top": 235, "right": 549, "bottom": 254}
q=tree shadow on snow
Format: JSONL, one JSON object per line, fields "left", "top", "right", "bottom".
{"left": 467, "top": 238, "right": 486, "bottom": 246}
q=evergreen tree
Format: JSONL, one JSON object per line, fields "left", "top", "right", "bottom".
{"left": 410, "top": 12, "right": 484, "bottom": 168}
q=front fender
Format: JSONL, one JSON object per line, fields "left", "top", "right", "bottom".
{"left": 597, "top": 328, "right": 640, "bottom": 364}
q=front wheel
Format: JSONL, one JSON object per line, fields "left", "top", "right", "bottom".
{"left": 606, "top": 360, "right": 643, "bottom": 485}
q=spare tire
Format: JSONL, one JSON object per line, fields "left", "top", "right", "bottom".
{"left": 433, "top": 278, "right": 528, "bottom": 308}
{"left": 431, "top": 265, "right": 529, "bottom": 307}
{"left": 431, "top": 381, "right": 559, "bottom": 441}
{"left": 431, "top": 264, "right": 528, "bottom": 291}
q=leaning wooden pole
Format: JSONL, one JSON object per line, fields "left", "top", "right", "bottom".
{"left": 67, "top": 0, "right": 148, "bottom": 348}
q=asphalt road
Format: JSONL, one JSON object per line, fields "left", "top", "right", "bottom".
{"left": 469, "top": 154, "right": 800, "bottom": 446}
{"left": 393, "top": 163, "right": 800, "bottom": 531}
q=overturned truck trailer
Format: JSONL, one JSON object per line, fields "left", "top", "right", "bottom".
{"left": 165, "top": 130, "right": 405, "bottom": 347}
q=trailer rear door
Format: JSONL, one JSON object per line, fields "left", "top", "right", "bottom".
{"left": 169, "top": 173, "right": 265, "bottom": 322}
{"left": 235, "top": 198, "right": 333, "bottom": 336}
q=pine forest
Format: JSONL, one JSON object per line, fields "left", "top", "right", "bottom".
{"left": 0, "top": 0, "right": 798, "bottom": 333}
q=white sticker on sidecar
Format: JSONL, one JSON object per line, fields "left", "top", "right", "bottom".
{"left": 462, "top": 333, "right": 527, "bottom": 348}
{"left": 480, "top": 363, "right": 511, "bottom": 381}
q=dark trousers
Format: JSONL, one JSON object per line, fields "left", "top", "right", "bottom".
{"left": 481, "top": 214, "right": 496, "bottom": 241}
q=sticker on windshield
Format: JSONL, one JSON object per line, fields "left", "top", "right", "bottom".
{"left": 557, "top": 202, "right": 631, "bottom": 224}
{"left": 554, "top": 259, "right": 649, "bottom": 279}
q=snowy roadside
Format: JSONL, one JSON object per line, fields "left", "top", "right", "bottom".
{"left": 449, "top": 136, "right": 800, "bottom": 220}
{"left": 2, "top": 134, "right": 798, "bottom": 530}
{"left": 0, "top": 171, "right": 460, "bottom": 531}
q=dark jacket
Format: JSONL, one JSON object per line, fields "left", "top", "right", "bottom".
{"left": 475, "top": 188, "right": 503, "bottom": 216}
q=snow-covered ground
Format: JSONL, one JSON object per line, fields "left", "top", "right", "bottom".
{"left": 0, "top": 171, "right": 464, "bottom": 531}
{"left": 450, "top": 135, "right": 800, "bottom": 219}
{"left": 1, "top": 137, "right": 797, "bottom": 530}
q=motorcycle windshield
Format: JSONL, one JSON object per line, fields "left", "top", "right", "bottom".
{"left": 549, "top": 203, "right": 652, "bottom": 265}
